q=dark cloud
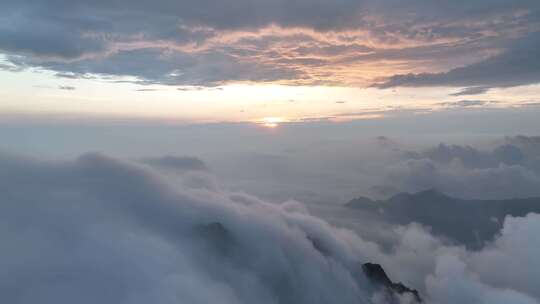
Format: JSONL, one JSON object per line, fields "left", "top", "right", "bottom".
{"left": 9, "top": 48, "right": 303, "bottom": 86}
{"left": 407, "top": 138, "right": 539, "bottom": 171}
{"left": 141, "top": 155, "right": 208, "bottom": 172}
{"left": 0, "top": 11, "right": 107, "bottom": 59}
{"left": 377, "top": 31, "right": 540, "bottom": 90}
{"left": 1, "top": 0, "right": 539, "bottom": 86}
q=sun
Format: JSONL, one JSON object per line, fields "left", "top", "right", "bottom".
{"left": 261, "top": 117, "right": 284, "bottom": 128}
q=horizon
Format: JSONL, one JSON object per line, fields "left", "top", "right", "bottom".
{"left": 2, "top": 1, "right": 540, "bottom": 304}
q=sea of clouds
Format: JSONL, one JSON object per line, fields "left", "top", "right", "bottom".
{"left": 1, "top": 151, "right": 538, "bottom": 304}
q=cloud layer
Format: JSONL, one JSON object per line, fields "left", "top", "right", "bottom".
{"left": 0, "top": 152, "right": 376, "bottom": 304}
{"left": 1, "top": 0, "right": 539, "bottom": 87}
{"left": 377, "top": 32, "right": 540, "bottom": 92}
{"left": 1, "top": 151, "right": 539, "bottom": 303}
{"left": 381, "top": 137, "right": 540, "bottom": 199}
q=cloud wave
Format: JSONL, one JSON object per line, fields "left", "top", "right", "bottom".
{"left": 1, "top": 151, "right": 540, "bottom": 303}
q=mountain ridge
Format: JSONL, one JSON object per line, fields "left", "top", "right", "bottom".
{"left": 346, "top": 190, "right": 540, "bottom": 248}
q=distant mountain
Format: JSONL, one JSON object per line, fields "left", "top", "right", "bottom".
{"left": 346, "top": 189, "right": 540, "bottom": 248}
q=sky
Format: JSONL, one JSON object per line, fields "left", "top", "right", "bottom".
{"left": 1, "top": 0, "right": 540, "bottom": 123}
{"left": 2, "top": 2, "right": 540, "bottom": 304}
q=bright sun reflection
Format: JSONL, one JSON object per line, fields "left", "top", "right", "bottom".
{"left": 261, "top": 117, "right": 285, "bottom": 128}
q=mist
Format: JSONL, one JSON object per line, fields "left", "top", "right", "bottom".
{"left": 2, "top": 110, "right": 540, "bottom": 304}
{"left": 1, "top": 136, "right": 539, "bottom": 303}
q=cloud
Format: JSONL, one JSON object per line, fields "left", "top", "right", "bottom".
{"left": 426, "top": 254, "right": 538, "bottom": 304}
{"left": 410, "top": 139, "right": 539, "bottom": 171}
{"left": 503, "top": 136, "right": 540, "bottom": 155}
{"left": 135, "top": 88, "right": 161, "bottom": 92}
{"left": 2, "top": 0, "right": 539, "bottom": 86}
{"left": 369, "top": 215, "right": 540, "bottom": 303}
{"left": 450, "top": 87, "right": 490, "bottom": 96}
{"left": 377, "top": 31, "right": 540, "bottom": 90}
{"left": 0, "top": 11, "right": 107, "bottom": 59}
{"left": 436, "top": 100, "right": 496, "bottom": 108}
{"left": 2, "top": 112, "right": 540, "bottom": 204}
{"left": 383, "top": 157, "right": 540, "bottom": 199}
{"left": 141, "top": 155, "right": 208, "bottom": 172}
{"left": 9, "top": 48, "right": 303, "bottom": 86}
{"left": 467, "top": 213, "right": 540, "bottom": 299}
{"left": 1, "top": 150, "right": 540, "bottom": 303}
{"left": 404, "top": 143, "right": 494, "bottom": 168}
{"left": 0, "top": 152, "right": 379, "bottom": 304}
{"left": 363, "top": 137, "right": 540, "bottom": 200}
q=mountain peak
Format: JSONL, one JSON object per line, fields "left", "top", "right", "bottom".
{"left": 414, "top": 188, "right": 448, "bottom": 198}
{"left": 362, "top": 263, "right": 422, "bottom": 303}
{"left": 345, "top": 196, "right": 376, "bottom": 208}
{"left": 388, "top": 189, "right": 450, "bottom": 202}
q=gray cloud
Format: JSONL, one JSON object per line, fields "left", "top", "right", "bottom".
{"left": 346, "top": 189, "right": 540, "bottom": 249}
{"left": 377, "top": 31, "right": 540, "bottom": 90}
{"left": 141, "top": 155, "right": 208, "bottom": 172}
{"left": 1, "top": 151, "right": 540, "bottom": 304}
{"left": 383, "top": 158, "right": 540, "bottom": 199}
{"left": 369, "top": 137, "right": 540, "bottom": 200}
{"left": 358, "top": 215, "right": 540, "bottom": 303}
{"left": 1, "top": 0, "right": 539, "bottom": 86}
{"left": 404, "top": 143, "right": 495, "bottom": 168}
{"left": 450, "top": 87, "right": 490, "bottom": 96}
{"left": 436, "top": 100, "right": 496, "bottom": 108}
{"left": 0, "top": 11, "right": 107, "bottom": 59}
{"left": 406, "top": 138, "right": 537, "bottom": 170}
{"left": 0, "top": 152, "right": 377, "bottom": 304}
{"left": 9, "top": 48, "right": 303, "bottom": 86}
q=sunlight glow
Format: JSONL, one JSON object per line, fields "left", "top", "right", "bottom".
{"left": 261, "top": 117, "right": 285, "bottom": 128}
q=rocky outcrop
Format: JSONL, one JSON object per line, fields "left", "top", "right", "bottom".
{"left": 363, "top": 263, "right": 422, "bottom": 303}
{"left": 195, "top": 222, "right": 235, "bottom": 256}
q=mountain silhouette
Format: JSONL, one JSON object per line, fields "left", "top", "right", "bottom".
{"left": 362, "top": 263, "right": 422, "bottom": 303}
{"left": 346, "top": 189, "right": 540, "bottom": 248}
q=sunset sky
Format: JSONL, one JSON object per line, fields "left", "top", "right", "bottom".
{"left": 3, "top": 3, "right": 540, "bottom": 304}
{"left": 1, "top": 0, "right": 540, "bottom": 124}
